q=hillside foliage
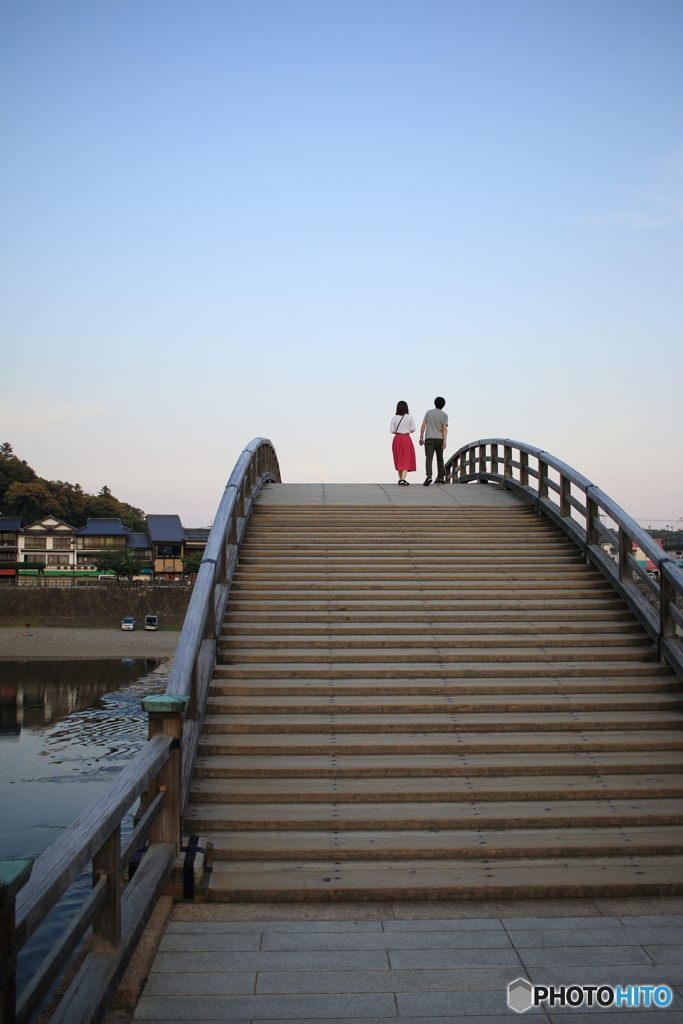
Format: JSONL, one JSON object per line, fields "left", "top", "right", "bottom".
{"left": 0, "top": 442, "right": 146, "bottom": 531}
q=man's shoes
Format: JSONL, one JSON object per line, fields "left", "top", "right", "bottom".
{"left": 435, "top": 478, "right": 445, "bottom": 485}
{"left": 423, "top": 477, "right": 432, "bottom": 486}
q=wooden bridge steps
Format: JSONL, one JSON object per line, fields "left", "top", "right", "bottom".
{"left": 185, "top": 799, "right": 683, "bottom": 831}
{"left": 206, "top": 693, "right": 682, "bottom": 712}
{"left": 190, "top": 773, "right": 683, "bottom": 801}
{"left": 194, "top": 749, "right": 683, "bottom": 776}
{"left": 198, "top": 730, "right": 683, "bottom": 754}
{"left": 187, "top": 495, "right": 683, "bottom": 900}
{"left": 201, "top": 712, "right": 683, "bottom": 733}
{"left": 196, "top": 856, "right": 683, "bottom": 901}
{"left": 195, "top": 826, "right": 683, "bottom": 859}
{"left": 211, "top": 677, "right": 680, "bottom": 694}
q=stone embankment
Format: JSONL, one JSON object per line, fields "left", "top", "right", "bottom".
{"left": 0, "top": 585, "right": 191, "bottom": 628}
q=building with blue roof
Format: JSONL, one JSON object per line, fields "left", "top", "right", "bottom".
{"left": 2, "top": 511, "right": 209, "bottom": 579}
{"left": 0, "top": 516, "right": 23, "bottom": 575}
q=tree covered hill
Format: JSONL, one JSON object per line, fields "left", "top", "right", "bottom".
{"left": 0, "top": 442, "right": 145, "bottom": 531}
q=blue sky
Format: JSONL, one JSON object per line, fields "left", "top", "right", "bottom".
{"left": 1, "top": 0, "right": 681, "bottom": 525}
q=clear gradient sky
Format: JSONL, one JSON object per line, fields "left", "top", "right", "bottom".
{"left": 1, "top": 0, "right": 681, "bottom": 527}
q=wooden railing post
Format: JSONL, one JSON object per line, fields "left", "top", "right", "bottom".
{"left": 478, "top": 444, "right": 486, "bottom": 477}
{"left": 537, "top": 459, "right": 548, "bottom": 500}
{"left": 660, "top": 564, "right": 676, "bottom": 640}
{"left": 618, "top": 528, "right": 632, "bottom": 584}
{"left": 560, "top": 475, "right": 571, "bottom": 517}
{"left": 143, "top": 696, "right": 190, "bottom": 853}
{"left": 519, "top": 450, "right": 529, "bottom": 487}
{"left": 490, "top": 444, "right": 498, "bottom": 475}
{"left": 468, "top": 447, "right": 476, "bottom": 476}
{"left": 504, "top": 445, "right": 512, "bottom": 480}
{"left": 91, "top": 826, "right": 121, "bottom": 953}
{"left": 0, "top": 860, "right": 33, "bottom": 1024}
{"left": 586, "top": 496, "right": 599, "bottom": 546}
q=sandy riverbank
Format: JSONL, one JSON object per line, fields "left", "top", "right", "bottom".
{"left": 0, "top": 626, "right": 180, "bottom": 660}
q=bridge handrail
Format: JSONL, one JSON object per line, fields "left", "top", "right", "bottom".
{"left": 444, "top": 438, "right": 683, "bottom": 681}
{"left": 7, "top": 438, "right": 280, "bottom": 1024}
{"left": 165, "top": 437, "right": 280, "bottom": 807}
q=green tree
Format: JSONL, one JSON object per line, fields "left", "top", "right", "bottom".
{"left": 181, "top": 551, "right": 204, "bottom": 575}
{"left": 4, "top": 480, "right": 68, "bottom": 524}
{"left": 0, "top": 445, "right": 37, "bottom": 509}
{"left": 1, "top": 444, "right": 147, "bottom": 530}
{"left": 93, "top": 550, "right": 144, "bottom": 579}
{"left": 82, "top": 487, "right": 146, "bottom": 531}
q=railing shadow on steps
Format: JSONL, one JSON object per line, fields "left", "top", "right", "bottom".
{"left": 444, "top": 438, "right": 683, "bottom": 683}
{"left": 2, "top": 438, "right": 280, "bottom": 1024}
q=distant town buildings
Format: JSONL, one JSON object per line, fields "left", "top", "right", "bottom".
{"left": 0, "top": 513, "right": 209, "bottom": 578}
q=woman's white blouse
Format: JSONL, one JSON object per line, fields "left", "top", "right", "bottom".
{"left": 390, "top": 414, "right": 416, "bottom": 434}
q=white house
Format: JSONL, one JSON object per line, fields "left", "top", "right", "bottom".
{"left": 17, "top": 516, "right": 76, "bottom": 568}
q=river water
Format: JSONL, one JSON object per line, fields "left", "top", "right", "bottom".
{"left": 0, "top": 658, "right": 169, "bottom": 996}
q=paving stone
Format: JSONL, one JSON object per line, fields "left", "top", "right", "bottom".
{"left": 253, "top": 1019, "right": 518, "bottom": 1024}
{"left": 381, "top": 919, "right": 505, "bottom": 932}
{"left": 526, "top": 965, "right": 683, "bottom": 985}
{"left": 518, "top": 945, "right": 653, "bottom": 967}
{"left": 506, "top": 926, "right": 683, "bottom": 947}
{"left": 261, "top": 929, "right": 510, "bottom": 951}
{"left": 165, "top": 919, "right": 383, "bottom": 933}
{"left": 501, "top": 916, "right": 622, "bottom": 930}
{"left": 547, "top": 1015, "right": 683, "bottom": 1023}
{"left": 158, "top": 933, "right": 261, "bottom": 952}
{"left": 396, "top": 990, "right": 534, "bottom": 1015}
{"left": 388, "top": 947, "right": 523, "bottom": 969}
{"left": 254, "top": 967, "right": 523, "bottom": 993}
{"left": 618, "top": 915, "right": 683, "bottom": 927}
{"left": 143, "top": 972, "right": 255, "bottom": 996}
{"left": 133, "top": 992, "right": 397, "bottom": 1019}
{"left": 640, "top": 944, "right": 683, "bottom": 964}
{"left": 150, "top": 949, "right": 389, "bottom": 972}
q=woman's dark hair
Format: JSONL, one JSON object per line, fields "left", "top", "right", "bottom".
{"left": 396, "top": 401, "right": 409, "bottom": 415}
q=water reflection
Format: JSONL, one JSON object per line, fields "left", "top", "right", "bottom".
{"left": 0, "top": 658, "right": 170, "bottom": 999}
{"left": 0, "top": 658, "right": 158, "bottom": 733}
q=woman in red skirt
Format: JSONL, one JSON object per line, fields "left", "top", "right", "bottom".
{"left": 390, "top": 400, "right": 417, "bottom": 485}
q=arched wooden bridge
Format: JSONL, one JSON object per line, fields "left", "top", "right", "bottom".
{"left": 7, "top": 438, "right": 683, "bottom": 1022}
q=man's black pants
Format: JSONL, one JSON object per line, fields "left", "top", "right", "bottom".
{"left": 424, "top": 438, "right": 445, "bottom": 480}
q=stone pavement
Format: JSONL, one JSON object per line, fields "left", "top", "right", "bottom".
{"left": 0, "top": 626, "right": 179, "bottom": 659}
{"left": 133, "top": 901, "right": 683, "bottom": 1022}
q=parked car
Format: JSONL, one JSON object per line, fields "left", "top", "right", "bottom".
{"left": 144, "top": 615, "right": 159, "bottom": 630}
{"left": 121, "top": 617, "right": 136, "bottom": 631}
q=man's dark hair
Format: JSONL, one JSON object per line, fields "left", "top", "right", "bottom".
{"left": 396, "top": 400, "right": 409, "bottom": 415}
{"left": 434, "top": 396, "right": 446, "bottom": 409}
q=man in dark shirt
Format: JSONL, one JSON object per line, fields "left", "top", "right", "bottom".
{"left": 419, "top": 397, "right": 448, "bottom": 485}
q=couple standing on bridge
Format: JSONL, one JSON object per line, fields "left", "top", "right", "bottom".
{"left": 390, "top": 396, "right": 448, "bottom": 486}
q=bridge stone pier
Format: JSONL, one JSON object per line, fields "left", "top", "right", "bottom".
{"left": 10, "top": 439, "right": 683, "bottom": 1024}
